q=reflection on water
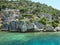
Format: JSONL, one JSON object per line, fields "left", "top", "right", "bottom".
{"left": 0, "top": 32, "right": 60, "bottom": 45}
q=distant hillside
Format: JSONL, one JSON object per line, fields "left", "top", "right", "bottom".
{"left": 0, "top": 0, "right": 60, "bottom": 16}
{"left": 0, "top": 0, "right": 60, "bottom": 27}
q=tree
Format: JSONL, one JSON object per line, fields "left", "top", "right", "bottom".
{"left": 51, "top": 21, "right": 58, "bottom": 28}
{"left": 39, "top": 17, "right": 47, "bottom": 25}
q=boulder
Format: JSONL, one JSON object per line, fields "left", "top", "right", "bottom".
{"left": 27, "top": 22, "right": 34, "bottom": 32}
{"left": 20, "top": 21, "right": 27, "bottom": 32}
{"left": 19, "top": 21, "right": 34, "bottom": 32}
{"left": 44, "top": 26, "right": 55, "bottom": 32}
{"left": 54, "top": 27, "right": 60, "bottom": 31}
{"left": 34, "top": 22, "right": 44, "bottom": 32}
{"left": 8, "top": 21, "right": 18, "bottom": 32}
{"left": 1, "top": 23, "right": 9, "bottom": 31}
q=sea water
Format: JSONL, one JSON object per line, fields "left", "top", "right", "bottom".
{"left": 0, "top": 32, "right": 60, "bottom": 45}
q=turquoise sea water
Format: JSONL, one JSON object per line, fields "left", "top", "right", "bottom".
{"left": 0, "top": 32, "right": 60, "bottom": 45}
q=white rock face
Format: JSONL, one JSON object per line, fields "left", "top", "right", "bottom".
{"left": 34, "top": 23, "right": 43, "bottom": 31}
{"left": 55, "top": 27, "right": 60, "bottom": 31}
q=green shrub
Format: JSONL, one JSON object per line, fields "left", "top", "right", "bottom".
{"left": 39, "top": 18, "right": 47, "bottom": 25}
{"left": 51, "top": 21, "right": 58, "bottom": 28}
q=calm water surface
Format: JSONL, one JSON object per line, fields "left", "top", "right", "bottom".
{"left": 0, "top": 32, "right": 60, "bottom": 45}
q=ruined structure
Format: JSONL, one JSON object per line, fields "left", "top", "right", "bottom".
{"left": 0, "top": 8, "right": 56, "bottom": 32}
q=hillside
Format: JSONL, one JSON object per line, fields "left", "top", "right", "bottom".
{"left": 0, "top": 0, "right": 60, "bottom": 16}
{"left": 0, "top": 0, "right": 60, "bottom": 28}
